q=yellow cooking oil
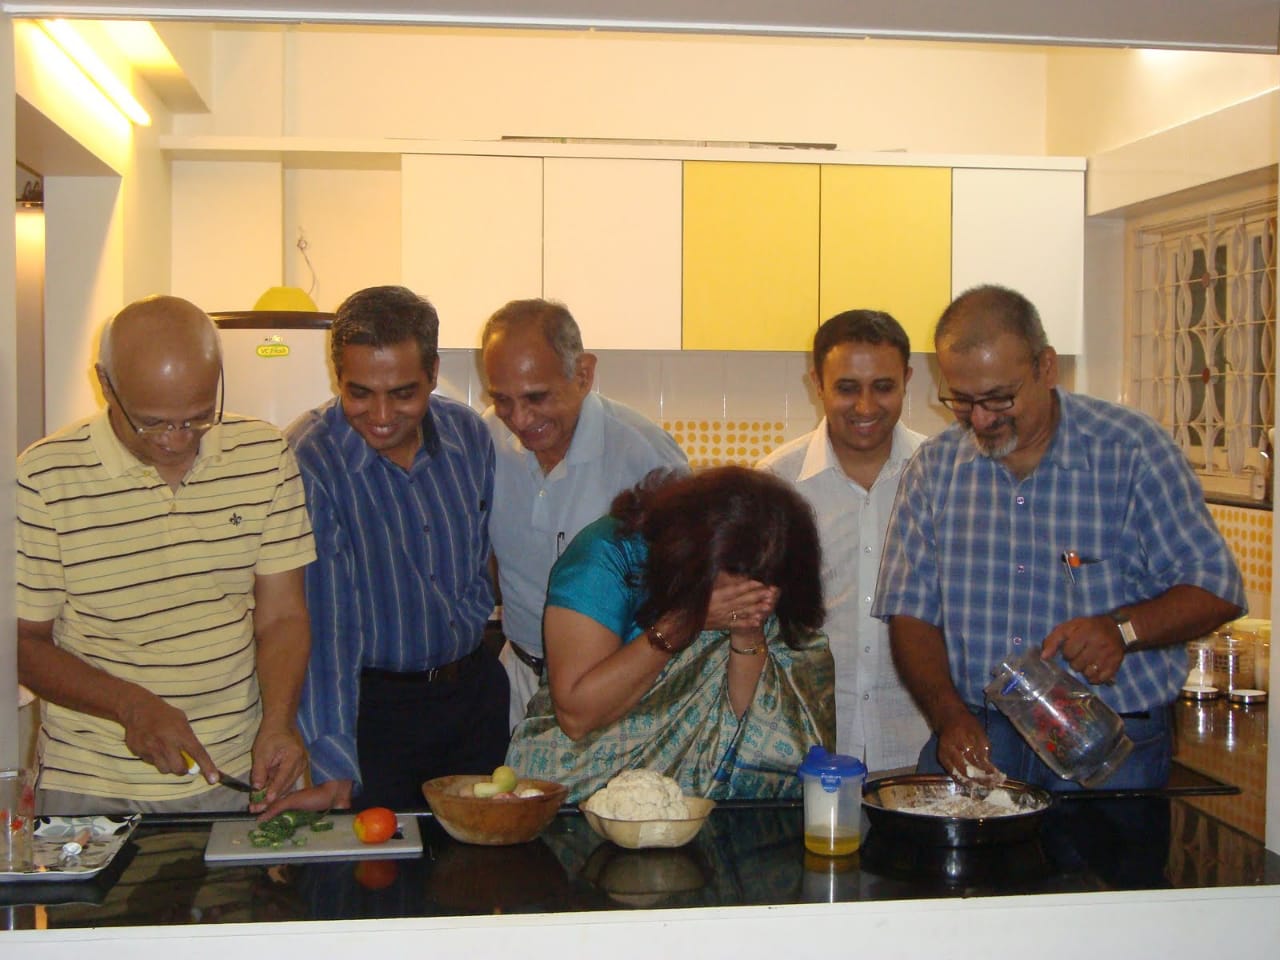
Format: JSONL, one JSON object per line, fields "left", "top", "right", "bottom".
{"left": 804, "top": 828, "right": 861, "bottom": 857}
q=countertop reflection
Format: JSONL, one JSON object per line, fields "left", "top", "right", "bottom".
{"left": 11, "top": 777, "right": 1279, "bottom": 930}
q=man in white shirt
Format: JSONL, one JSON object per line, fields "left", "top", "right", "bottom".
{"left": 758, "top": 310, "right": 928, "bottom": 772}
{"left": 482, "top": 299, "right": 689, "bottom": 729}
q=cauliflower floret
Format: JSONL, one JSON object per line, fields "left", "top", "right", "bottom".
{"left": 584, "top": 769, "right": 690, "bottom": 820}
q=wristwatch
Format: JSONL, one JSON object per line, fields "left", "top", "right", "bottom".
{"left": 1109, "top": 609, "right": 1139, "bottom": 648}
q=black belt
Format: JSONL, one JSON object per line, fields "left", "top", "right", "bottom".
{"left": 360, "top": 646, "right": 484, "bottom": 686}
{"left": 508, "top": 641, "right": 545, "bottom": 675}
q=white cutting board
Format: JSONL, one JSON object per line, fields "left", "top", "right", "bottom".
{"left": 204, "top": 813, "right": 422, "bottom": 864}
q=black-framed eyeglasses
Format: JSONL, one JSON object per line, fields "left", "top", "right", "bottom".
{"left": 937, "top": 380, "right": 1025, "bottom": 414}
{"left": 102, "top": 367, "right": 224, "bottom": 438}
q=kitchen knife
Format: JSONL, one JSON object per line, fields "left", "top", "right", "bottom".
{"left": 181, "top": 750, "right": 257, "bottom": 793}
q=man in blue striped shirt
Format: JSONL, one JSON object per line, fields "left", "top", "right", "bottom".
{"left": 874, "top": 284, "right": 1245, "bottom": 791}
{"left": 277, "top": 286, "right": 507, "bottom": 813}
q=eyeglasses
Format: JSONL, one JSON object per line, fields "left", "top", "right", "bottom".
{"left": 102, "top": 368, "right": 224, "bottom": 438}
{"left": 937, "top": 380, "right": 1025, "bottom": 414}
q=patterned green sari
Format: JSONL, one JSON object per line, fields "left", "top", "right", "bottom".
{"left": 506, "top": 622, "right": 834, "bottom": 804}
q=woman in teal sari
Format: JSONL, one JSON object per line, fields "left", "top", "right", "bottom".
{"left": 507, "top": 466, "right": 834, "bottom": 803}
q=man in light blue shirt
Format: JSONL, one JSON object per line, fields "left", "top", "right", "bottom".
{"left": 482, "top": 299, "right": 688, "bottom": 729}
{"left": 874, "top": 284, "right": 1245, "bottom": 791}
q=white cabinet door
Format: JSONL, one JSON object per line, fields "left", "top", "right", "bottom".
{"left": 401, "top": 154, "right": 543, "bottom": 349}
{"left": 951, "top": 168, "right": 1085, "bottom": 354}
{"left": 543, "top": 158, "right": 683, "bottom": 349}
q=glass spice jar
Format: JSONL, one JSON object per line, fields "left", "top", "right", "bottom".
{"left": 1212, "top": 629, "right": 1255, "bottom": 694}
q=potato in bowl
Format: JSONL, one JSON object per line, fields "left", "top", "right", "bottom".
{"left": 422, "top": 774, "right": 567, "bottom": 846}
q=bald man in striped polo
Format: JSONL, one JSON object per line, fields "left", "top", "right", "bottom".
{"left": 16, "top": 295, "right": 316, "bottom": 815}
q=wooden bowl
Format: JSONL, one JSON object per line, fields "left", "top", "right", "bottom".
{"left": 422, "top": 775, "right": 567, "bottom": 846}
{"left": 580, "top": 797, "right": 716, "bottom": 849}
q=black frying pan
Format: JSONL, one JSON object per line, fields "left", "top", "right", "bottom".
{"left": 861, "top": 774, "right": 1053, "bottom": 847}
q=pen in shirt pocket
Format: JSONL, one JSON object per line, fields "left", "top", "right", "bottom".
{"left": 1060, "top": 549, "right": 1101, "bottom": 585}
{"left": 556, "top": 531, "right": 566, "bottom": 557}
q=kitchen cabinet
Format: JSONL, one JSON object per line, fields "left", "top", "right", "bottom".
{"left": 682, "top": 161, "right": 820, "bottom": 351}
{"left": 951, "top": 166, "right": 1085, "bottom": 354}
{"left": 543, "top": 158, "right": 682, "bottom": 349}
{"left": 819, "top": 165, "right": 952, "bottom": 350}
{"left": 166, "top": 140, "right": 1085, "bottom": 354}
{"left": 401, "top": 154, "right": 543, "bottom": 349}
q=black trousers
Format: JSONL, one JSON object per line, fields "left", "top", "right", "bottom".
{"left": 355, "top": 646, "right": 510, "bottom": 810}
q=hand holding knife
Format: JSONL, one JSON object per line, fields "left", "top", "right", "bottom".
{"left": 181, "top": 749, "right": 257, "bottom": 794}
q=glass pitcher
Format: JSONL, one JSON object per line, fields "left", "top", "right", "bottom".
{"left": 984, "top": 651, "right": 1133, "bottom": 787}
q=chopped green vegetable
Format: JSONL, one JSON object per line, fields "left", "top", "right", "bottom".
{"left": 250, "top": 788, "right": 267, "bottom": 804}
{"left": 248, "top": 810, "right": 331, "bottom": 847}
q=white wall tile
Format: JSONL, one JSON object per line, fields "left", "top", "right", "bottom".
{"left": 660, "top": 352, "right": 727, "bottom": 420}
{"left": 438, "top": 349, "right": 484, "bottom": 409}
{"left": 784, "top": 352, "right": 822, "bottom": 427}
{"left": 902, "top": 352, "right": 950, "bottom": 438}
{"left": 723, "top": 352, "right": 792, "bottom": 420}
{"left": 592, "top": 350, "right": 664, "bottom": 419}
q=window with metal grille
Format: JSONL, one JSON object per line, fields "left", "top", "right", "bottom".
{"left": 1129, "top": 190, "right": 1276, "bottom": 505}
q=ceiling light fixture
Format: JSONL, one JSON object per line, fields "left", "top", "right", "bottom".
{"left": 39, "top": 19, "right": 151, "bottom": 127}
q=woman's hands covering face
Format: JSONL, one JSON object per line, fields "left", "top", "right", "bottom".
{"left": 705, "top": 573, "right": 778, "bottom": 633}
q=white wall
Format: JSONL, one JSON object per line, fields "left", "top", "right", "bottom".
{"left": 178, "top": 27, "right": 1051, "bottom": 154}
{"left": 15, "top": 206, "right": 45, "bottom": 452}
{"left": 1045, "top": 47, "right": 1280, "bottom": 158}
{"left": 1, "top": 17, "right": 18, "bottom": 769}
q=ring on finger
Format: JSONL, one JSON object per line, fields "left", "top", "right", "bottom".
{"left": 729, "top": 610, "right": 738, "bottom": 625}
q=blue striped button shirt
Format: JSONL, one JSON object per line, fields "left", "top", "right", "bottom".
{"left": 873, "top": 388, "right": 1245, "bottom": 715}
{"left": 287, "top": 395, "right": 495, "bottom": 786}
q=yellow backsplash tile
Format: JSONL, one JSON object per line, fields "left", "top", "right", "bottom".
{"left": 1207, "top": 503, "right": 1272, "bottom": 600}
{"left": 663, "top": 419, "right": 788, "bottom": 469}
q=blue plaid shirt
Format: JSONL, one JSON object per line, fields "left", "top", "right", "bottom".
{"left": 873, "top": 388, "right": 1245, "bottom": 714}
{"left": 287, "top": 395, "right": 495, "bottom": 786}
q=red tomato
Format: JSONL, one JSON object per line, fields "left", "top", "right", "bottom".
{"left": 352, "top": 807, "right": 398, "bottom": 844}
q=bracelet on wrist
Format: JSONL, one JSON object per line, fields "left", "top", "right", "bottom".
{"left": 729, "top": 642, "right": 764, "bottom": 656}
{"left": 647, "top": 626, "right": 678, "bottom": 654}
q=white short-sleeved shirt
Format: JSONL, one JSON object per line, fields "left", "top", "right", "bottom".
{"left": 759, "top": 420, "right": 928, "bottom": 772}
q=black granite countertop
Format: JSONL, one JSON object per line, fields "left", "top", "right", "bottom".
{"left": 5, "top": 768, "right": 1278, "bottom": 929}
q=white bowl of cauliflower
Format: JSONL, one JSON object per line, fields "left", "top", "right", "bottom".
{"left": 580, "top": 770, "right": 715, "bottom": 849}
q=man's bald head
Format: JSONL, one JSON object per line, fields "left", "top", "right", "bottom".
{"left": 934, "top": 284, "right": 1049, "bottom": 362}
{"left": 98, "top": 295, "right": 221, "bottom": 390}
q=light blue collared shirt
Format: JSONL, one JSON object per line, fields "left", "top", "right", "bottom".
{"left": 485, "top": 391, "right": 688, "bottom": 658}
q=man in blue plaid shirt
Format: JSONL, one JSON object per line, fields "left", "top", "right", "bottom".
{"left": 873, "top": 284, "right": 1245, "bottom": 790}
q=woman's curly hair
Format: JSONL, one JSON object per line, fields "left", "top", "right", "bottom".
{"left": 610, "top": 465, "right": 825, "bottom": 648}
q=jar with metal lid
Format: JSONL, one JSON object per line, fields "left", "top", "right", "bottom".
{"left": 1212, "top": 629, "right": 1255, "bottom": 694}
{"left": 1185, "top": 637, "right": 1217, "bottom": 688}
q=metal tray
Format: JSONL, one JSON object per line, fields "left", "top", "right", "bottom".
{"left": 0, "top": 815, "right": 140, "bottom": 883}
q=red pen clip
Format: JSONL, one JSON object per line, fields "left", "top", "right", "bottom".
{"left": 1061, "top": 550, "right": 1081, "bottom": 584}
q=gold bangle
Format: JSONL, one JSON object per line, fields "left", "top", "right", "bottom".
{"left": 647, "top": 626, "right": 677, "bottom": 654}
{"left": 729, "top": 642, "right": 763, "bottom": 655}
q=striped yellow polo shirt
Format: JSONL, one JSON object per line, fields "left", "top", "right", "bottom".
{"left": 16, "top": 413, "right": 316, "bottom": 801}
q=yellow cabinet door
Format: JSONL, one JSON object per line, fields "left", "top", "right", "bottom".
{"left": 819, "top": 165, "right": 952, "bottom": 352}
{"left": 682, "top": 161, "right": 819, "bottom": 351}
